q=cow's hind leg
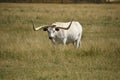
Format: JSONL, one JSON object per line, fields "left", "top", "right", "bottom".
{"left": 76, "top": 33, "right": 82, "bottom": 48}
{"left": 73, "top": 40, "right": 76, "bottom": 46}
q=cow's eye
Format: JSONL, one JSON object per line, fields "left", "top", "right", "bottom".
{"left": 55, "top": 28, "right": 59, "bottom": 31}
{"left": 43, "top": 28, "right": 47, "bottom": 31}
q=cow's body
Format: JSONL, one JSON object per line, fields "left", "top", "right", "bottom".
{"left": 50, "top": 21, "right": 82, "bottom": 48}
{"left": 32, "top": 21, "right": 82, "bottom": 48}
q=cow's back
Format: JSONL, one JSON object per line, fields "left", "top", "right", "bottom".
{"left": 52, "top": 21, "right": 82, "bottom": 43}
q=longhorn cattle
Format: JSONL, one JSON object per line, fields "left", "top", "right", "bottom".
{"left": 32, "top": 20, "right": 82, "bottom": 48}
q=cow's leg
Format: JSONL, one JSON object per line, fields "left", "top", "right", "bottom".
{"left": 76, "top": 33, "right": 82, "bottom": 48}
{"left": 73, "top": 40, "right": 77, "bottom": 46}
{"left": 63, "top": 38, "right": 67, "bottom": 45}
{"left": 51, "top": 39, "right": 56, "bottom": 45}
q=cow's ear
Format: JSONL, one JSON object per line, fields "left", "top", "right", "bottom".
{"left": 55, "top": 28, "right": 59, "bottom": 31}
{"left": 43, "top": 27, "right": 47, "bottom": 31}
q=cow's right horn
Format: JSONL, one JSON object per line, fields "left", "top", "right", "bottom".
{"left": 32, "top": 20, "right": 46, "bottom": 31}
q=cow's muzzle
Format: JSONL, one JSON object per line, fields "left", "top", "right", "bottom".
{"left": 49, "top": 37, "right": 53, "bottom": 40}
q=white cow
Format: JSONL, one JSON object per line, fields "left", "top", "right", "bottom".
{"left": 32, "top": 20, "right": 82, "bottom": 48}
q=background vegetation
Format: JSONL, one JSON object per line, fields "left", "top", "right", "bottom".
{"left": 0, "top": 0, "right": 120, "bottom": 3}
{"left": 0, "top": 3, "right": 120, "bottom": 80}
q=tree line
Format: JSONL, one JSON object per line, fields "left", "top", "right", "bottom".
{"left": 0, "top": 0, "right": 119, "bottom": 3}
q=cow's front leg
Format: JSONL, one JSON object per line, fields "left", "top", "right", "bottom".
{"left": 63, "top": 38, "right": 67, "bottom": 45}
{"left": 51, "top": 39, "right": 56, "bottom": 45}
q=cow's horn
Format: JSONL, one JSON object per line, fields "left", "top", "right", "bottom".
{"left": 56, "top": 20, "right": 73, "bottom": 30}
{"left": 32, "top": 20, "right": 46, "bottom": 31}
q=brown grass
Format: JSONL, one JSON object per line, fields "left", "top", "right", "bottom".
{"left": 0, "top": 3, "right": 120, "bottom": 80}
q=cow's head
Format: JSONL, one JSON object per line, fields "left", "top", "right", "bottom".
{"left": 32, "top": 20, "right": 72, "bottom": 40}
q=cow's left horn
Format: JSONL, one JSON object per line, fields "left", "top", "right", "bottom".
{"left": 57, "top": 20, "right": 73, "bottom": 30}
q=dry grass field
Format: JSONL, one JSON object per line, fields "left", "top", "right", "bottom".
{"left": 0, "top": 3, "right": 120, "bottom": 80}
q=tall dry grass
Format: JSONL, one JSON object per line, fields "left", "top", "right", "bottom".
{"left": 0, "top": 3, "right": 120, "bottom": 80}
